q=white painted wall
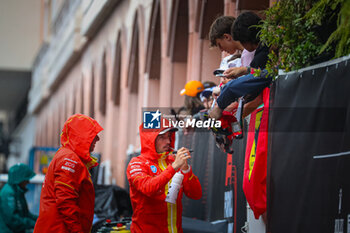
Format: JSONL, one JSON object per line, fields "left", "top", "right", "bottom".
{"left": 247, "top": 204, "right": 266, "bottom": 233}
{"left": 7, "top": 115, "right": 36, "bottom": 168}
{"left": 0, "top": 0, "right": 41, "bottom": 70}
{"left": 0, "top": 111, "right": 10, "bottom": 133}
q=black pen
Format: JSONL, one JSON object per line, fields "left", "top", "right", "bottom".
{"left": 170, "top": 148, "right": 193, "bottom": 154}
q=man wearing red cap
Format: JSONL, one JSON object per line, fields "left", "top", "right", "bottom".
{"left": 34, "top": 114, "right": 103, "bottom": 233}
{"left": 127, "top": 119, "right": 202, "bottom": 233}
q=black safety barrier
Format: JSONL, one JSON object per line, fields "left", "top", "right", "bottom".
{"left": 94, "top": 184, "right": 133, "bottom": 221}
{"left": 178, "top": 126, "right": 248, "bottom": 232}
{"left": 182, "top": 216, "right": 227, "bottom": 233}
{"left": 267, "top": 57, "right": 350, "bottom": 233}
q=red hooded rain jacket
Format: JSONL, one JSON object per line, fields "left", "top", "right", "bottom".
{"left": 127, "top": 121, "right": 202, "bottom": 233}
{"left": 34, "top": 114, "right": 103, "bottom": 233}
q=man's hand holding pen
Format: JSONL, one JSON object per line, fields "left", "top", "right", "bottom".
{"left": 171, "top": 147, "right": 192, "bottom": 171}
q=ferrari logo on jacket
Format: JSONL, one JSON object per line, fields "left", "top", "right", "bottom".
{"left": 243, "top": 88, "right": 270, "bottom": 219}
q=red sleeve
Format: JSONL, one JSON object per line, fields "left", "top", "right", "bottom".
{"left": 54, "top": 157, "right": 84, "bottom": 233}
{"left": 181, "top": 167, "right": 202, "bottom": 200}
{"left": 127, "top": 158, "right": 176, "bottom": 198}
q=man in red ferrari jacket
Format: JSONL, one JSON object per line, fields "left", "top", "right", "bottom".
{"left": 127, "top": 120, "right": 202, "bottom": 233}
{"left": 34, "top": 114, "right": 103, "bottom": 233}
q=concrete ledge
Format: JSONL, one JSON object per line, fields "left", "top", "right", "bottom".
{"left": 0, "top": 173, "right": 45, "bottom": 184}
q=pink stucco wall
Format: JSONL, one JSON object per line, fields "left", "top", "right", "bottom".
{"left": 34, "top": 0, "right": 270, "bottom": 187}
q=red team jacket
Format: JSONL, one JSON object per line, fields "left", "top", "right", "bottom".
{"left": 127, "top": 122, "right": 202, "bottom": 233}
{"left": 34, "top": 114, "right": 103, "bottom": 233}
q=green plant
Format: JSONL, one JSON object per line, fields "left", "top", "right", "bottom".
{"left": 259, "top": 0, "right": 349, "bottom": 74}
{"left": 305, "top": 0, "right": 350, "bottom": 58}
{"left": 259, "top": 0, "right": 324, "bottom": 74}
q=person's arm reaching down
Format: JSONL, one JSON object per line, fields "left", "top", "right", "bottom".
{"left": 209, "top": 71, "right": 272, "bottom": 119}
